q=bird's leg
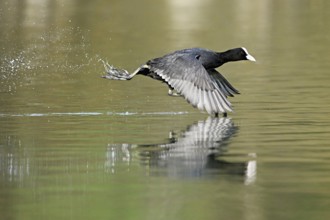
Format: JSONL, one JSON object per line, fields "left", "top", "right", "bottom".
{"left": 214, "top": 112, "right": 227, "bottom": 117}
{"left": 168, "top": 88, "right": 181, "bottom": 97}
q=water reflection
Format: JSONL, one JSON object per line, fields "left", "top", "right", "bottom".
{"left": 106, "top": 117, "right": 257, "bottom": 183}
{"left": 0, "top": 113, "right": 256, "bottom": 186}
{"left": 0, "top": 135, "right": 30, "bottom": 186}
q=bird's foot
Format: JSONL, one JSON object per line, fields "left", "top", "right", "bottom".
{"left": 99, "top": 59, "right": 131, "bottom": 80}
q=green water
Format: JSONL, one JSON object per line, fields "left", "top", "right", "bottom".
{"left": 1, "top": 0, "right": 330, "bottom": 220}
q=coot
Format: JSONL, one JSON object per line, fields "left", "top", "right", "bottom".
{"left": 102, "top": 47, "right": 256, "bottom": 117}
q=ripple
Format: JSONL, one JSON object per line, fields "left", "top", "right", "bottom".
{"left": 0, "top": 111, "right": 189, "bottom": 117}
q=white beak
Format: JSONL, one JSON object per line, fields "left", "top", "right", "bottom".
{"left": 246, "top": 54, "right": 256, "bottom": 62}
{"left": 241, "top": 47, "right": 256, "bottom": 62}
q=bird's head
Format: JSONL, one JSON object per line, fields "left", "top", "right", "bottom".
{"left": 214, "top": 47, "right": 256, "bottom": 67}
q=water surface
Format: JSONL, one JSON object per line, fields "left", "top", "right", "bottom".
{"left": 1, "top": 0, "right": 330, "bottom": 220}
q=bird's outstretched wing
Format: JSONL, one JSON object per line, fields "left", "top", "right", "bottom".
{"left": 147, "top": 53, "right": 236, "bottom": 114}
{"left": 207, "top": 69, "right": 240, "bottom": 97}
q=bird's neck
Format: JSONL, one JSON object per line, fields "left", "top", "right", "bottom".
{"left": 217, "top": 49, "right": 237, "bottom": 66}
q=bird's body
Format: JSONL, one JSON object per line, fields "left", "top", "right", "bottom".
{"left": 102, "top": 47, "right": 255, "bottom": 116}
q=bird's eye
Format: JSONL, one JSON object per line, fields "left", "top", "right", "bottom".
{"left": 195, "top": 55, "right": 200, "bottom": 60}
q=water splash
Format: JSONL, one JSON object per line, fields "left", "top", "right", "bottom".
{"left": 0, "top": 27, "right": 99, "bottom": 93}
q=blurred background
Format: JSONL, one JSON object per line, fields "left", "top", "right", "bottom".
{"left": 1, "top": 0, "right": 330, "bottom": 220}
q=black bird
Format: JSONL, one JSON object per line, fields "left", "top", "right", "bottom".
{"left": 102, "top": 47, "right": 256, "bottom": 117}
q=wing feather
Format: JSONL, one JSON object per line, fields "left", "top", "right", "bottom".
{"left": 208, "top": 69, "right": 240, "bottom": 97}
{"left": 148, "top": 53, "right": 236, "bottom": 114}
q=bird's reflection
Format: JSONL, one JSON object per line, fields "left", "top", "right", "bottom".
{"left": 106, "top": 117, "right": 257, "bottom": 184}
